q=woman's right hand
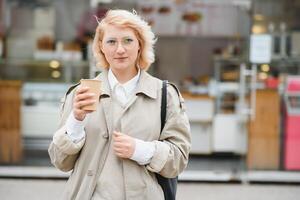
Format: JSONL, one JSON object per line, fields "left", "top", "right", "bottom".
{"left": 73, "top": 86, "right": 97, "bottom": 121}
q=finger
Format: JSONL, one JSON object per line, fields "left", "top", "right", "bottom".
{"left": 114, "top": 147, "right": 125, "bottom": 157}
{"left": 113, "top": 136, "right": 125, "bottom": 143}
{"left": 76, "top": 86, "right": 89, "bottom": 95}
{"left": 115, "top": 132, "right": 127, "bottom": 141}
{"left": 112, "top": 132, "right": 118, "bottom": 139}
{"left": 114, "top": 142, "right": 132, "bottom": 154}
{"left": 113, "top": 131, "right": 122, "bottom": 136}
{"left": 75, "top": 93, "right": 95, "bottom": 102}
{"left": 74, "top": 99, "right": 97, "bottom": 109}
{"left": 73, "top": 109, "right": 85, "bottom": 115}
{"left": 113, "top": 132, "right": 122, "bottom": 141}
{"left": 113, "top": 146, "right": 124, "bottom": 153}
{"left": 115, "top": 152, "right": 124, "bottom": 158}
{"left": 115, "top": 148, "right": 130, "bottom": 158}
{"left": 113, "top": 141, "right": 124, "bottom": 148}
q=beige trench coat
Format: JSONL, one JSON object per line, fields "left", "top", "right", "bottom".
{"left": 48, "top": 69, "right": 191, "bottom": 200}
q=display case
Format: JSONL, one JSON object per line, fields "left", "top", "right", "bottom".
{"left": 21, "top": 82, "right": 72, "bottom": 150}
{"left": 212, "top": 56, "right": 253, "bottom": 154}
{"left": 0, "top": 59, "right": 88, "bottom": 150}
{"left": 0, "top": 59, "right": 89, "bottom": 83}
{"left": 213, "top": 56, "right": 243, "bottom": 114}
{"left": 183, "top": 94, "right": 214, "bottom": 154}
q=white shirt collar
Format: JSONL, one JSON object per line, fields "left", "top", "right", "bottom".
{"left": 108, "top": 68, "right": 140, "bottom": 96}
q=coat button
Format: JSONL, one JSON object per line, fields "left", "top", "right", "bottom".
{"left": 87, "top": 170, "right": 94, "bottom": 176}
{"left": 102, "top": 133, "right": 109, "bottom": 139}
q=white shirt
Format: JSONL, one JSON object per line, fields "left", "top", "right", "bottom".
{"left": 108, "top": 68, "right": 138, "bottom": 105}
{"left": 66, "top": 69, "right": 155, "bottom": 165}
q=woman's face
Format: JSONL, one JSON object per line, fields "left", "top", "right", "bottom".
{"left": 101, "top": 24, "right": 140, "bottom": 72}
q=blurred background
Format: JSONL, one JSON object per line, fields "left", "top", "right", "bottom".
{"left": 0, "top": 0, "right": 300, "bottom": 199}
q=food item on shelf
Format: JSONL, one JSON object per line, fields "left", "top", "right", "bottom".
{"left": 222, "top": 71, "right": 239, "bottom": 81}
{"left": 63, "top": 42, "right": 81, "bottom": 51}
{"left": 37, "top": 36, "right": 55, "bottom": 50}
{"left": 158, "top": 6, "right": 171, "bottom": 14}
{"left": 182, "top": 12, "right": 202, "bottom": 22}
{"left": 174, "top": 0, "right": 187, "bottom": 4}
{"left": 141, "top": 6, "right": 154, "bottom": 14}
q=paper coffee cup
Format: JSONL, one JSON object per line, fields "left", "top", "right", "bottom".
{"left": 80, "top": 79, "right": 101, "bottom": 111}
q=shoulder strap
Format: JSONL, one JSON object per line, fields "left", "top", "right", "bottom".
{"left": 160, "top": 80, "right": 168, "bottom": 133}
{"left": 60, "top": 82, "right": 80, "bottom": 112}
{"left": 167, "top": 82, "right": 183, "bottom": 109}
{"left": 66, "top": 82, "right": 80, "bottom": 96}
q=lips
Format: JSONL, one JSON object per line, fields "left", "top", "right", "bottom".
{"left": 115, "top": 57, "right": 128, "bottom": 59}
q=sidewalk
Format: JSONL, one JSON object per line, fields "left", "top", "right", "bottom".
{"left": 1, "top": 178, "right": 299, "bottom": 200}
{"left": 1, "top": 154, "right": 300, "bottom": 200}
{"left": 1, "top": 166, "right": 300, "bottom": 183}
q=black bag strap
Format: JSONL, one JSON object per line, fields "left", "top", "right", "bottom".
{"left": 158, "top": 80, "right": 177, "bottom": 200}
{"left": 160, "top": 80, "right": 168, "bottom": 133}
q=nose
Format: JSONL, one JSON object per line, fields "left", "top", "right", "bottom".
{"left": 116, "top": 43, "right": 125, "bottom": 54}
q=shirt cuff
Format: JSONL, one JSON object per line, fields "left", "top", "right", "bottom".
{"left": 66, "top": 112, "right": 87, "bottom": 143}
{"left": 130, "top": 139, "right": 155, "bottom": 165}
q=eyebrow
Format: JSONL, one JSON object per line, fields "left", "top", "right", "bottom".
{"left": 104, "top": 36, "right": 134, "bottom": 40}
{"left": 105, "top": 37, "right": 116, "bottom": 40}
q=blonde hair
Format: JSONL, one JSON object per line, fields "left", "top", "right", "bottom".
{"left": 92, "top": 9, "right": 156, "bottom": 71}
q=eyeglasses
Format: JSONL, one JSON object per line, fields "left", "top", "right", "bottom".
{"left": 102, "top": 37, "right": 138, "bottom": 50}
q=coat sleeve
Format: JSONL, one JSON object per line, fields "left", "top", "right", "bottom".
{"left": 48, "top": 86, "right": 85, "bottom": 172}
{"left": 146, "top": 84, "right": 191, "bottom": 178}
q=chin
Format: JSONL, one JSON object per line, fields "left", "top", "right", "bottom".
{"left": 113, "top": 63, "right": 133, "bottom": 71}
{"left": 114, "top": 65, "right": 128, "bottom": 70}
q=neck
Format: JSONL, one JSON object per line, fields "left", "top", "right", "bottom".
{"left": 111, "top": 67, "right": 138, "bottom": 84}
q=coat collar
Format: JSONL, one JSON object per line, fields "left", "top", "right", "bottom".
{"left": 135, "top": 70, "right": 158, "bottom": 99}
{"left": 108, "top": 68, "right": 141, "bottom": 98}
{"left": 95, "top": 70, "right": 111, "bottom": 97}
{"left": 96, "top": 69, "right": 159, "bottom": 99}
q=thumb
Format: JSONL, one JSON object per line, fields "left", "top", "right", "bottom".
{"left": 113, "top": 131, "right": 122, "bottom": 137}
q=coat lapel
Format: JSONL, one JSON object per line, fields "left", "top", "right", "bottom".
{"left": 97, "top": 70, "right": 160, "bottom": 134}
{"left": 97, "top": 70, "right": 114, "bottom": 135}
{"left": 113, "top": 70, "right": 160, "bottom": 131}
{"left": 101, "top": 97, "right": 113, "bottom": 135}
{"left": 135, "top": 70, "right": 159, "bottom": 99}
{"left": 118, "top": 70, "right": 159, "bottom": 117}
{"left": 113, "top": 95, "right": 137, "bottom": 132}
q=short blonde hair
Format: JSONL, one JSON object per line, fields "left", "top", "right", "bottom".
{"left": 92, "top": 9, "right": 156, "bottom": 71}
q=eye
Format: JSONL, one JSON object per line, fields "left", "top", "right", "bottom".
{"left": 123, "top": 38, "right": 133, "bottom": 44}
{"left": 106, "top": 39, "right": 116, "bottom": 45}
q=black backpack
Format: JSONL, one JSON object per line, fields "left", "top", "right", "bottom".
{"left": 155, "top": 80, "right": 178, "bottom": 200}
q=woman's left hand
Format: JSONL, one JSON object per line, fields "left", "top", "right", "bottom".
{"left": 113, "top": 131, "right": 136, "bottom": 159}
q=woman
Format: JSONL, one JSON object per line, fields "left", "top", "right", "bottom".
{"left": 48, "top": 9, "right": 191, "bottom": 200}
